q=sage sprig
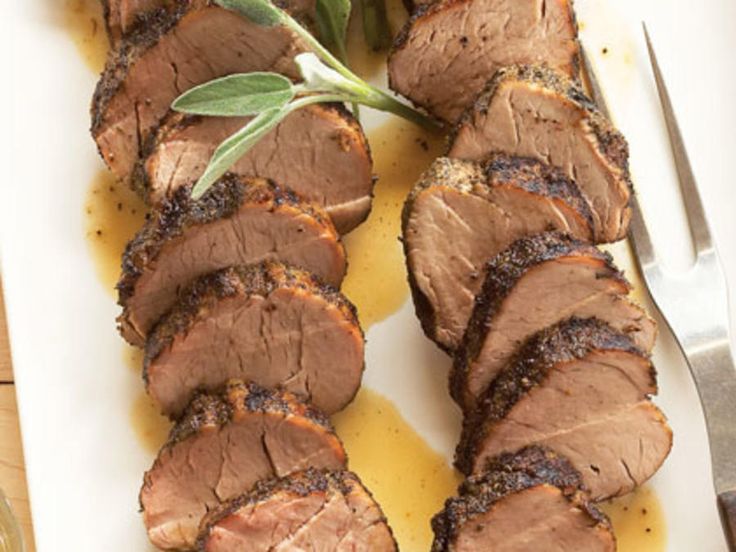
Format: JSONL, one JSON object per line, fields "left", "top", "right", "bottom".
{"left": 173, "top": 0, "right": 438, "bottom": 199}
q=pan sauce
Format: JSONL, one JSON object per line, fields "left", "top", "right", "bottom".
{"left": 63, "top": 0, "right": 109, "bottom": 73}
{"left": 84, "top": 170, "right": 147, "bottom": 296}
{"left": 342, "top": 118, "right": 445, "bottom": 329}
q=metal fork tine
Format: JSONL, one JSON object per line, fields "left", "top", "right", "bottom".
{"left": 643, "top": 23, "right": 714, "bottom": 255}
{"left": 580, "top": 45, "right": 658, "bottom": 268}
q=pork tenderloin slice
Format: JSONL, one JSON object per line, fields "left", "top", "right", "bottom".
{"left": 92, "top": 1, "right": 307, "bottom": 181}
{"left": 141, "top": 381, "right": 347, "bottom": 551}
{"left": 432, "top": 446, "right": 615, "bottom": 552}
{"left": 102, "top": 0, "right": 315, "bottom": 41}
{"left": 146, "top": 262, "right": 364, "bottom": 418}
{"left": 449, "top": 65, "right": 632, "bottom": 242}
{"left": 388, "top": 0, "right": 580, "bottom": 124}
{"left": 135, "top": 104, "right": 374, "bottom": 233}
{"left": 402, "top": 155, "right": 594, "bottom": 352}
{"left": 457, "top": 318, "right": 673, "bottom": 500}
{"left": 117, "top": 176, "right": 346, "bottom": 347}
{"left": 197, "top": 469, "right": 397, "bottom": 552}
{"left": 452, "top": 232, "right": 656, "bottom": 412}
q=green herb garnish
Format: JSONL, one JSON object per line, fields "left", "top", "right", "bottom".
{"left": 360, "top": 0, "right": 392, "bottom": 51}
{"left": 172, "top": 0, "right": 437, "bottom": 200}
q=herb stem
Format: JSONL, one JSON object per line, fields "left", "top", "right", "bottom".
{"left": 282, "top": 11, "right": 361, "bottom": 85}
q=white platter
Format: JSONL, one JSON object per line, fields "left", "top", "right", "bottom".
{"left": 2, "top": 1, "right": 736, "bottom": 550}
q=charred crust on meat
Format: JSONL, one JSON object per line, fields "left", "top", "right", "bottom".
{"left": 91, "top": 0, "right": 193, "bottom": 136}
{"left": 432, "top": 446, "right": 612, "bottom": 551}
{"left": 455, "top": 318, "right": 656, "bottom": 474}
{"left": 116, "top": 175, "right": 337, "bottom": 305}
{"left": 165, "top": 380, "right": 335, "bottom": 447}
{"left": 196, "top": 469, "right": 397, "bottom": 551}
{"left": 451, "top": 64, "right": 630, "bottom": 189}
{"left": 450, "top": 232, "right": 627, "bottom": 405}
{"left": 401, "top": 158, "right": 594, "bottom": 352}
{"left": 143, "top": 261, "right": 361, "bottom": 382}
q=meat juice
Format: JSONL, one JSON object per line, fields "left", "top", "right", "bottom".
{"left": 341, "top": 118, "right": 445, "bottom": 329}
{"left": 62, "top": 0, "right": 109, "bottom": 73}
{"left": 332, "top": 388, "right": 463, "bottom": 550}
{"left": 602, "top": 486, "right": 667, "bottom": 552}
{"left": 84, "top": 171, "right": 147, "bottom": 296}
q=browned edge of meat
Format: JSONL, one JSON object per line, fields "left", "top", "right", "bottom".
{"left": 389, "top": 0, "right": 581, "bottom": 124}
{"left": 432, "top": 446, "right": 615, "bottom": 552}
{"left": 92, "top": 0, "right": 192, "bottom": 132}
{"left": 144, "top": 261, "right": 364, "bottom": 418}
{"left": 451, "top": 64, "right": 628, "bottom": 171}
{"left": 102, "top": 0, "right": 316, "bottom": 41}
{"left": 140, "top": 380, "right": 347, "bottom": 550}
{"left": 450, "top": 232, "right": 628, "bottom": 406}
{"left": 455, "top": 317, "right": 658, "bottom": 474}
{"left": 401, "top": 155, "right": 595, "bottom": 353}
{"left": 196, "top": 469, "right": 398, "bottom": 552}
{"left": 116, "top": 175, "right": 346, "bottom": 346}
{"left": 449, "top": 64, "right": 633, "bottom": 241}
{"left": 132, "top": 102, "right": 375, "bottom": 234}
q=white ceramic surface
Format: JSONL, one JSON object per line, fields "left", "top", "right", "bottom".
{"left": 2, "top": 1, "right": 735, "bottom": 550}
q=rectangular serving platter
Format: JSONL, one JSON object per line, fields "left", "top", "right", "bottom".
{"left": 2, "top": 0, "right": 736, "bottom": 550}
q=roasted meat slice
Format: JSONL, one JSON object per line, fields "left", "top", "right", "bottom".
{"left": 449, "top": 65, "right": 632, "bottom": 242}
{"left": 141, "top": 381, "right": 347, "bottom": 551}
{"left": 432, "top": 446, "right": 615, "bottom": 552}
{"left": 135, "top": 104, "right": 374, "bottom": 233}
{"left": 101, "top": 0, "right": 315, "bottom": 41}
{"left": 456, "top": 318, "right": 672, "bottom": 500}
{"left": 402, "top": 155, "right": 594, "bottom": 352}
{"left": 388, "top": 0, "right": 580, "bottom": 123}
{"left": 197, "top": 469, "right": 397, "bottom": 552}
{"left": 452, "top": 232, "right": 656, "bottom": 412}
{"left": 92, "top": 1, "right": 307, "bottom": 181}
{"left": 146, "top": 262, "right": 364, "bottom": 418}
{"left": 117, "top": 176, "right": 346, "bottom": 347}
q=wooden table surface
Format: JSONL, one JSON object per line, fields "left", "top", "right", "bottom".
{"left": 0, "top": 283, "right": 36, "bottom": 551}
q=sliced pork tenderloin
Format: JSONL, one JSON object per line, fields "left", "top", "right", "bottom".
{"left": 197, "top": 469, "right": 397, "bottom": 552}
{"left": 101, "top": 0, "right": 315, "bottom": 41}
{"left": 452, "top": 232, "right": 656, "bottom": 412}
{"left": 402, "top": 155, "right": 594, "bottom": 352}
{"left": 388, "top": 0, "right": 580, "bottom": 123}
{"left": 92, "top": 1, "right": 307, "bottom": 182}
{"left": 145, "top": 262, "right": 364, "bottom": 419}
{"left": 432, "top": 446, "right": 615, "bottom": 552}
{"left": 117, "top": 176, "right": 346, "bottom": 347}
{"left": 135, "top": 104, "right": 374, "bottom": 233}
{"left": 141, "top": 380, "right": 347, "bottom": 551}
{"left": 456, "top": 318, "right": 672, "bottom": 500}
{"left": 449, "top": 65, "right": 632, "bottom": 242}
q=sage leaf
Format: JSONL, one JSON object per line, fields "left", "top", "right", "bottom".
{"left": 315, "top": 0, "right": 351, "bottom": 62}
{"left": 215, "top": 0, "right": 284, "bottom": 26}
{"left": 192, "top": 108, "right": 286, "bottom": 199}
{"left": 173, "top": 73, "right": 294, "bottom": 117}
{"left": 360, "top": 0, "right": 391, "bottom": 51}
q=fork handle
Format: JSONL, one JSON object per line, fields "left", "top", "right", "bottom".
{"left": 719, "top": 490, "right": 736, "bottom": 551}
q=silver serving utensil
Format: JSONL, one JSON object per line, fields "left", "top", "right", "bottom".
{"left": 581, "top": 25, "right": 736, "bottom": 551}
